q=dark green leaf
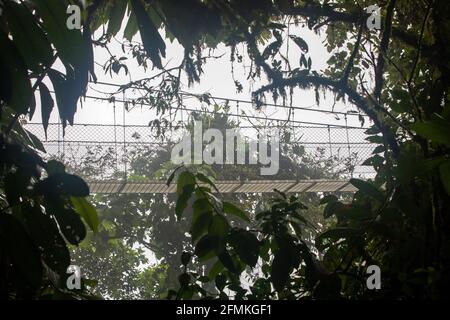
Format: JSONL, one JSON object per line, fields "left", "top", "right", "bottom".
{"left": 166, "top": 165, "right": 183, "bottom": 186}
{"left": 313, "top": 274, "right": 342, "bottom": 299}
{"left": 5, "top": 169, "right": 31, "bottom": 206}
{"left": 49, "top": 201, "right": 87, "bottom": 245}
{"left": 350, "top": 178, "right": 384, "bottom": 202}
{"left": 28, "top": 93, "right": 36, "bottom": 121}
{"left": 18, "top": 205, "right": 70, "bottom": 274}
{"left": 107, "top": 0, "right": 128, "bottom": 36}
{"left": 39, "top": 83, "right": 54, "bottom": 138}
{"left": 209, "top": 214, "right": 229, "bottom": 237}
{"left": 130, "top": 0, "right": 166, "bottom": 69}
{"left": 439, "top": 161, "right": 450, "bottom": 195}
{"left": 320, "top": 194, "right": 338, "bottom": 205}
{"left": 289, "top": 35, "right": 309, "bottom": 53}
{"left": 191, "top": 210, "right": 213, "bottom": 241}
{"left": 47, "top": 69, "right": 78, "bottom": 127}
{"left": 175, "top": 184, "right": 194, "bottom": 220}
{"left": 411, "top": 115, "right": 450, "bottom": 145}
{"left": 208, "top": 260, "right": 224, "bottom": 279}
{"left": 0, "top": 31, "right": 32, "bottom": 114}
{"left": 34, "top": 0, "right": 84, "bottom": 67}
{"left": 178, "top": 273, "right": 190, "bottom": 288}
{"left": 271, "top": 249, "right": 291, "bottom": 292}
{"left": 365, "top": 135, "right": 384, "bottom": 144}
{"left": 223, "top": 202, "right": 250, "bottom": 222}
{"left": 0, "top": 213, "right": 42, "bottom": 289}
{"left": 195, "top": 235, "right": 221, "bottom": 259}
{"left": 123, "top": 12, "right": 138, "bottom": 41}
{"left": 4, "top": 1, "right": 53, "bottom": 72}
{"left": 25, "top": 129, "right": 46, "bottom": 153}
{"left": 372, "top": 145, "right": 386, "bottom": 154}
{"left": 176, "top": 171, "right": 196, "bottom": 195}
{"left": 215, "top": 274, "right": 227, "bottom": 291}
{"left": 316, "top": 227, "right": 358, "bottom": 244}
{"left": 181, "top": 252, "right": 192, "bottom": 266}
{"left": 71, "top": 197, "right": 99, "bottom": 233}
{"left": 323, "top": 200, "right": 346, "bottom": 218}
{"left": 229, "top": 231, "right": 260, "bottom": 268}
{"left": 35, "top": 173, "right": 90, "bottom": 197}
{"left": 46, "top": 160, "right": 65, "bottom": 175}
{"left": 218, "top": 250, "right": 237, "bottom": 274}
{"left": 196, "top": 172, "right": 219, "bottom": 193}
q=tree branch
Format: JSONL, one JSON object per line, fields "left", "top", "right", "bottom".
{"left": 341, "top": 21, "right": 364, "bottom": 84}
{"left": 281, "top": 2, "right": 432, "bottom": 55}
{"left": 245, "top": 31, "right": 280, "bottom": 81}
{"left": 374, "top": 0, "right": 397, "bottom": 101}
{"left": 408, "top": 5, "right": 431, "bottom": 87}
{"left": 253, "top": 74, "right": 381, "bottom": 128}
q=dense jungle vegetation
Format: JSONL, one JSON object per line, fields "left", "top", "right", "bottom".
{"left": 1, "top": 0, "right": 450, "bottom": 299}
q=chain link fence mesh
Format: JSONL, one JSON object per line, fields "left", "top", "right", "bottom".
{"left": 24, "top": 121, "right": 377, "bottom": 184}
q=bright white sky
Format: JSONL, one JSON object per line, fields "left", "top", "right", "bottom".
{"left": 31, "top": 20, "right": 369, "bottom": 130}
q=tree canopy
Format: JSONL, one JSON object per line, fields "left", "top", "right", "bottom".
{"left": 1, "top": 0, "right": 450, "bottom": 299}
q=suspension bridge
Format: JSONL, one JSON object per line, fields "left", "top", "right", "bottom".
{"left": 25, "top": 83, "right": 378, "bottom": 194}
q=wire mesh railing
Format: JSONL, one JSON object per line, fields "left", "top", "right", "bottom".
{"left": 24, "top": 122, "right": 377, "bottom": 184}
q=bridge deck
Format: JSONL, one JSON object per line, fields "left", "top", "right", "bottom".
{"left": 87, "top": 179, "right": 357, "bottom": 194}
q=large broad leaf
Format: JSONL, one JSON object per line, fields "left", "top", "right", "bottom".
{"left": 28, "top": 91, "right": 36, "bottom": 120}
{"left": 39, "top": 83, "right": 54, "bottom": 138}
{"left": 323, "top": 200, "right": 346, "bottom": 218}
{"left": 271, "top": 239, "right": 301, "bottom": 292}
{"left": 175, "top": 184, "right": 195, "bottom": 220}
{"left": 218, "top": 250, "right": 238, "bottom": 274}
{"left": 46, "top": 198, "right": 87, "bottom": 245}
{"left": 0, "top": 213, "right": 43, "bottom": 289}
{"left": 208, "top": 214, "right": 229, "bottom": 237}
{"left": 229, "top": 230, "right": 260, "bottom": 268}
{"left": 4, "top": 169, "right": 31, "bottom": 206}
{"left": 108, "top": 0, "right": 128, "bottom": 36}
{"left": 320, "top": 194, "right": 338, "bottom": 205}
{"left": 271, "top": 248, "right": 292, "bottom": 292}
{"left": 191, "top": 210, "right": 213, "bottom": 241}
{"left": 34, "top": 0, "right": 84, "bottom": 68}
{"left": 71, "top": 197, "right": 99, "bottom": 233}
{"left": 4, "top": 1, "right": 53, "bottom": 72}
{"left": 208, "top": 260, "right": 225, "bottom": 279}
{"left": 223, "top": 202, "right": 250, "bottom": 222}
{"left": 196, "top": 173, "right": 219, "bottom": 193}
{"left": 0, "top": 62, "right": 13, "bottom": 103}
{"left": 317, "top": 227, "right": 359, "bottom": 240}
{"left": 46, "top": 160, "right": 66, "bottom": 175}
{"left": 129, "top": 0, "right": 166, "bottom": 69}
{"left": 316, "top": 228, "right": 359, "bottom": 251}
{"left": 192, "top": 197, "right": 212, "bottom": 216}
{"left": 439, "top": 161, "right": 450, "bottom": 195}
{"left": 18, "top": 205, "right": 70, "bottom": 274}
{"left": 194, "top": 234, "right": 221, "bottom": 260}
{"left": 411, "top": 115, "right": 450, "bottom": 145}
{"left": 215, "top": 274, "right": 227, "bottom": 292}
{"left": 181, "top": 252, "right": 192, "bottom": 266}
{"left": 123, "top": 11, "right": 138, "bottom": 41}
{"left": 35, "top": 173, "right": 90, "bottom": 197}
{"left": 24, "top": 129, "right": 46, "bottom": 153}
{"left": 83, "top": 26, "right": 96, "bottom": 83}
{"left": 350, "top": 178, "right": 384, "bottom": 202}
{"left": 0, "top": 31, "right": 32, "bottom": 114}
{"left": 312, "top": 274, "right": 342, "bottom": 299}
{"left": 176, "top": 171, "right": 196, "bottom": 195}
{"left": 175, "top": 171, "right": 196, "bottom": 219}
{"left": 289, "top": 35, "right": 309, "bottom": 53}
{"left": 47, "top": 69, "right": 77, "bottom": 128}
